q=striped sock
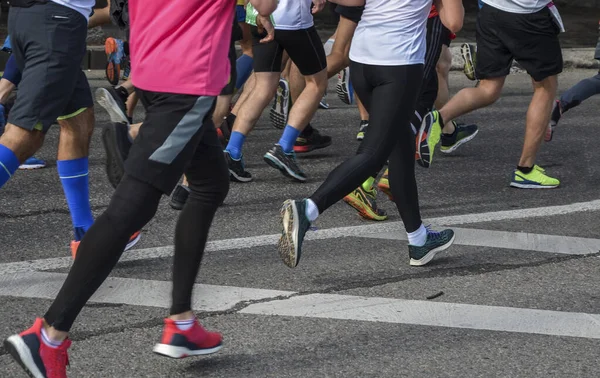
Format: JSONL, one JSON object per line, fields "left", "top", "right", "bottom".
{"left": 174, "top": 318, "right": 196, "bottom": 331}
{"left": 41, "top": 328, "right": 63, "bottom": 349}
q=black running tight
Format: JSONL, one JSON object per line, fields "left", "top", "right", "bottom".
{"left": 310, "top": 63, "right": 423, "bottom": 232}
{"left": 44, "top": 128, "right": 229, "bottom": 331}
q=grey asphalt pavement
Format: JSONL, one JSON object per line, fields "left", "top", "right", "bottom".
{"left": 1, "top": 69, "right": 600, "bottom": 378}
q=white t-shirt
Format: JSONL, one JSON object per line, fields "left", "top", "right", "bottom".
{"left": 350, "top": 0, "right": 431, "bottom": 66}
{"left": 481, "top": 0, "right": 551, "bottom": 13}
{"left": 272, "top": 0, "right": 314, "bottom": 31}
{"left": 51, "top": 0, "right": 95, "bottom": 21}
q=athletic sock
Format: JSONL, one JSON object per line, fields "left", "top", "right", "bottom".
{"left": 115, "top": 86, "right": 129, "bottom": 102}
{"left": 235, "top": 54, "right": 253, "bottom": 90}
{"left": 225, "top": 131, "right": 246, "bottom": 160}
{"left": 41, "top": 328, "right": 64, "bottom": 349}
{"left": 300, "top": 123, "right": 313, "bottom": 137}
{"left": 407, "top": 223, "right": 427, "bottom": 247}
{"left": 437, "top": 112, "right": 446, "bottom": 129}
{"left": 0, "top": 144, "right": 20, "bottom": 188}
{"left": 517, "top": 165, "right": 533, "bottom": 174}
{"left": 305, "top": 198, "right": 319, "bottom": 222}
{"left": 57, "top": 157, "right": 94, "bottom": 241}
{"left": 362, "top": 176, "right": 375, "bottom": 192}
{"left": 442, "top": 121, "right": 458, "bottom": 136}
{"left": 278, "top": 125, "right": 301, "bottom": 154}
{"left": 174, "top": 318, "right": 196, "bottom": 331}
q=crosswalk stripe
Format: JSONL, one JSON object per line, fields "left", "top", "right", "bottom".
{"left": 241, "top": 293, "right": 600, "bottom": 340}
{"left": 3, "top": 271, "right": 598, "bottom": 340}
{"left": 0, "top": 272, "right": 294, "bottom": 312}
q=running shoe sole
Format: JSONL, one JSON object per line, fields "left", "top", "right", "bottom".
{"left": 4, "top": 336, "right": 44, "bottom": 378}
{"left": 105, "top": 38, "right": 120, "bottom": 86}
{"left": 125, "top": 231, "right": 141, "bottom": 251}
{"left": 269, "top": 80, "right": 289, "bottom": 130}
{"left": 18, "top": 163, "right": 45, "bottom": 170}
{"left": 440, "top": 129, "right": 479, "bottom": 154}
{"left": 343, "top": 195, "right": 387, "bottom": 221}
{"left": 509, "top": 182, "right": 559, "bottom": 189}
{"left": 336, "top": 70, "right": 352, "bottom": 105}
{"left": 416, "top": 112, "right": 442, "bottom": 168}
{"left": 228, "top": 169, "right": 253, "bottom": 183}
{"left": 96, "top": 88, "right": 129, "bottom": 124}
{"left": 153, "top": 343, "right": 223, "bottom": 359}
{"left": 264, "top": 153, "right": 307, "bottom": 182}
{"left": 460, "top": 43, "right": 476, "bottom": 81}
{"left": 102, "top": 126, "right": 125, "bottom": 189}
{"left": 409, "top": 233, "right": 456, "bottom": 266}
{"left": 293, "top": 139, "right": 332, "bottom": 153}
{"left": 278, "top": 199, "right": 300, "bottom": 268}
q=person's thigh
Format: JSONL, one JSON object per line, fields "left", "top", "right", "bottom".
{"left": 250, "top": 26, "right": 284, "bottom": 73}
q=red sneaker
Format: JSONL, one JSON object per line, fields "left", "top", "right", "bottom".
{"left": 71, "top": 230, "right": 142, "bottom": 259}
{"left": 153, "top": 318, "right": 222, "bottom": 359}
{"left": 4, "top": 318, "right": 71, "bottom": 378}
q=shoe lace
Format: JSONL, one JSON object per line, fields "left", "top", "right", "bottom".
{"left": 425, "top": 225, "right": 442, "bottom": 242}
{"left": 44, "top": 344, "right": 70, "bottom": 377}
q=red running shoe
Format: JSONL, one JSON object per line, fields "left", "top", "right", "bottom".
{"left": 4, "top": 318, "right": 71, "bottom": 378}
{"left": 153, "top": 318, "right": 223, "bottom": 359}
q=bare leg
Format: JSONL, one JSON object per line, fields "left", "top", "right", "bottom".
{"left": 0, "top": 78, "right": 16, "bottom": 104}
{"left": 0, "top": 124, "right": 45, "bottom": 163}
{"left": 435, "top": 45, "right": 452, "bottom": 109}
{"left": 356, "top": 94, "right": 369, "bottom": 121}
{"left": 232, "top": 72, "right": 257, "bottom": 115}
{"left": 286, "top": 68, "right": 328, "bottom": 133}
{"left": 213, "top": 95, "right": 233, "bottom": 127}
{"left": 57, "top": 107, "right": 95, "bottom": 160}
{"left": 232, "top": 72, "right": 280, "bottom": 135}
{"left": 519, "top": 76, "right": 557, "bottom": 167}
{"left": 88, "top": 6, "right": 110, "bottom": 29}
{"left": 439, "top": 77, "right": 505, "bottom": 135}
{"left": 126, "top": 92, "right": 138, "bottom": 119}
{"left": 129, "top": 122, "right": 142, "bottom": 140}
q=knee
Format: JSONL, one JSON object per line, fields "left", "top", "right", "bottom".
{"left": 478, "top": 81, "right": 503, "bottom": 104}
{"left": 0, "top": 124, "right": 44, "bottom": 161}
{"left": 305, "top": 70, "right": 328, "bottom": 96}
{"left": 188, "top": 167, "right": 230, "bottom": 206}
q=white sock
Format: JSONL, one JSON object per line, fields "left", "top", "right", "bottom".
{"left": 407, "top": 224, "right": 427, "bottom": 247}
{"left": 41, "top": 328, "right": 63, "bottom": 349}
{"left": 305, "top": 199, "right": 319, "bottom": 222}
{"left": 174, "top": 318, "right": 196, "bottom": 331}
{"left": 323, "top": 39, "right": 335, "bottom": 56}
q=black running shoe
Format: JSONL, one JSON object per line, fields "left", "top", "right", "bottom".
{"left": 170, "top": 184, "right": 190, "bottom": 210}
{"left": 96, "top": 87, "right": 129, "bottom": 124}
{"left": 264, "top": 144, "right": 307, "bottom": 182}
{"left": 225, "top": 150, "right": 253, "bottom": 183}
{"left": 440, "top": 122, "right": 479, "bottom": 154}
{"left": 102, "top": 122, "right": 132, "bottom": 189}
{"left": 356, "top": 120, "right": 369, "bottom": 141}
{"left": 293, "top": 127, "right": 332, "bottom": 153}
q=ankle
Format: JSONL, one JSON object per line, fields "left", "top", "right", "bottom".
{"left": 169, "top": 311, "right": 195, "bottom": 322}
{"left": 42, "top": 320, "right": 68, "bottom": 343}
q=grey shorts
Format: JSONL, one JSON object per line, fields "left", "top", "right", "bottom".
{"left": 7, "top": 2, "right": 93, "bottom": 132}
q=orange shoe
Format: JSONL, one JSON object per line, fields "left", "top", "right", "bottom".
{"left": 71, "top": 230, "right": 142, "bottom": 259}
{"left": 105, "top": 37, "right": 124, "bottom": 86}
{"left": 376, "top": 169, "right": 394, "bottom": 202}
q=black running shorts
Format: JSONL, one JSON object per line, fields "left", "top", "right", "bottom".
{"left": 7, "top": 2, "right": 93, "bottom": 132}
{"left": 476, "top": 4, "right": 563, "bottom": 82}
{"left": 335, "top": 5, "right": 364, "bottom": 24}
{"left": 251, "top": 26, "right": 326, "bottom": 76}
{"left": 126, "top": 91, "right": 216, "bottom": 194}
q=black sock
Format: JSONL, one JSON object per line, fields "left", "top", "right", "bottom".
{"left": 225, "top": 113, "right": 236, "bottom": 132}
{"left": 300, "top": 123, "right": 313, "bottom": 137}
{"left": 442, "top": 121, "right": 457, "bottom": 136}
{"left": 517, "top": 165, "right": 533, "bottom": 174}
{"left": 438, "top": 113, "right": 445, "bottom": 129}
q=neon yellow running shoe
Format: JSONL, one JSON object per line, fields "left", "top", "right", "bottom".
{"left": 376, "top": 169, "right": 393, "bottom": 201}
{"left": 343, "top": 185, "right": 387, "bottom": 221}
{"left": 510, "top": 166, "right": 560, "bottom": 189}
{"left": 416, "top": 111, "right": 443, "bottom": 168}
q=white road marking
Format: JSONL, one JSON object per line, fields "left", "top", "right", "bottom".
{"left": 0, "top": 272, "right": 294, "bottom": 312}
{"left": 364, "top": 227, "right": 600, "bottom": 255}
{"left": 3, "top": 270, "right": 598, "bottom": 340}
{"left": 241, "top": 293, "right": 600, "bottom": 340}
{"left": 2, "top": 199, "right": 600, "bottom": 274}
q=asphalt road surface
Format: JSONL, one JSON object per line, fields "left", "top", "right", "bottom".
{"left": 1, "top": 69, "right": 600, "bottom": 378}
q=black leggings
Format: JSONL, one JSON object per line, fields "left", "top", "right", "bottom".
{"left": 310, "top": 63, "right": 423, "bottom": 233}
{"left": 44, "top": 125, "right": 229, "bottom": 331}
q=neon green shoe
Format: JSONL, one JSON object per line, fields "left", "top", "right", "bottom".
{"left": 343, "top": 184, "right": 387, "bottom": 221}
{"left": 416, "top": 111, "right": 443, "bottom": 168}
{"left": 510, "top": 166, "right": 560, "bottom": 189}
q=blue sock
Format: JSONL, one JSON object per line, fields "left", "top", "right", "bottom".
{"left": 235, "top": 54, "right": 253, "bottom": 90}
{"left": 2, "top": 54, "right": 22, "bottom": 85}
{"left": 57, "top": 157, "right": 94, "bottom": 241}
{"left": 225, "top": 131, "right": 246, "bottom": 160}
{"left": 278, "top": 125, "right": 301, "bottom": 154}
{"left": 0, "top": 144, "right": 19, "bottom": 188}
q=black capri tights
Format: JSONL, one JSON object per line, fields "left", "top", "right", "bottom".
{"left": 310, "top": 62, "right": 424, "bottom": 233}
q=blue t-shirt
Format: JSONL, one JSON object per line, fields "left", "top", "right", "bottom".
{"left": 479, "top": 0, "right": 484, "bottom": 8}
